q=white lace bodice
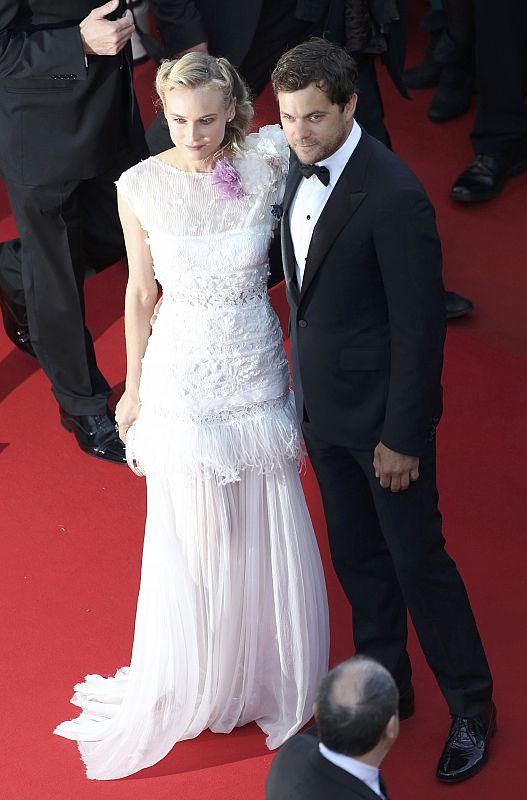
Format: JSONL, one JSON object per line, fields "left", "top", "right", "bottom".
{"left": 116, "top": 126, "right": 298, "bottom": 481}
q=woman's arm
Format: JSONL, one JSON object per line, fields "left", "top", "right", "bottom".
{"left": 115, "top": 192, "right": 159, "bottom": 441}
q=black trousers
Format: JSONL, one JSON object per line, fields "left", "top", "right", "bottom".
{"left": 471, "top": 0, "right": 527, "bottom": 152}
{"left": 0, "top": 151, "right": 135, "bottom": 415}
{"left": 302, "top": 422, "right": 493, "bottom": 718}
{"left": 355, "top": 54, "right": 391, "bottom": 148}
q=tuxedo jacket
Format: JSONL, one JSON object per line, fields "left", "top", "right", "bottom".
{"left": 266, "top": 734, "right": 390, "bottom": 800}
{"left": 281, "top": 132, "right": 446, "bottom": 457}
{"left": 149, "top": 0, "right": 330, "bottom": 64}
{"left": 0, "top": 1, "right": 145, "bottom": 186}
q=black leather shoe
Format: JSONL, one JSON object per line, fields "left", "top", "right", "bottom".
{"left": 428, "top": 32, "right": 474, "bottom": 123}
{"left": 398, "top": 684, "right": 415, "bottom": 721}
{"left": 437, "top": 701, "right": 496, "bottom": 783}
{"left": 403, "top": 10, "right": 445, "bottom": 90}
{"left": 428, "top": 67, "right": 473, "bottom": 123}
{"left": 60, "top": 408, "right": 126, "bottom": 464}
{"left": 445, "top": 290, "right": 474, "bottom": 320}
{"left": 0, "top": 287, "right": 36, "bottom": 358}
{"left": 451, "top": 138, "right": 527, "bottom": 202}
{"left": 404, "top": 56, "right": 442, "bottom": 90}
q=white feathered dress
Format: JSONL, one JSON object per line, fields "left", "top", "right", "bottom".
{"left": 54, "top": 127, "right": 329, "bottom": 780}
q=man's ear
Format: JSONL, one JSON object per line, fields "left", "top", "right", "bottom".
{"left": 344, "top": 92, "right": 358, "bottom": 121}
{"left": 312, "top": 702, "right": 318, "bottom": 722}
{"left": 385, "top": 713, "right": 399, "bottom": 744}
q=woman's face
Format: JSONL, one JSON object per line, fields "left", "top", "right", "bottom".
{"left": 163, "top": 85, "right": 234, "bottom": 169}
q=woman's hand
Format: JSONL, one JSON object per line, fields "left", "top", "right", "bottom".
{"left": 115, "top": 390, "right": 141, "bottom": 443}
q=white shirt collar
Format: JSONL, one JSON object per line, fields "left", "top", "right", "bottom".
{"left": 319, "top": 742, "right": 383, "bottom": 797}
{"left": 316, "top": 121, "right": 362, "bottom": 187}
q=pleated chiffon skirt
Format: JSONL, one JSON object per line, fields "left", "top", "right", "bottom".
{"left": 55, "top": 462, "right": 329, "bottom": 780}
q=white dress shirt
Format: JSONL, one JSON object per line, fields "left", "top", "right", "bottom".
{"left": 319, "top": 742, "right": 384, "bottom": 798}
{"left": 290, "top": 122, "right": 362, "bottom": 288}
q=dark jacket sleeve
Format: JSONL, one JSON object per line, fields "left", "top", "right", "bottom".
{"left": 148, "top": 0, "right": 208, "bottom": 55}
{"left": 295, "top": 0, "right": 330, "bottom": 22}
{"left": 373, "top": 188, "right": 446, "bottom": 456}
{"left": 0, "top": 3, "right": 87, "bottom": 80}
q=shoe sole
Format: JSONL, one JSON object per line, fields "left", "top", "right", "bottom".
{"left": 446, "top": 305, "right": 474, "bottom": 320}
{"left": 428, "top": 101, "right": 472, "bottom": 124}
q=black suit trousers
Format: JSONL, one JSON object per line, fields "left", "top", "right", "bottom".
{"left": 0, "top": 151, "right": 135, "bottom": 414}
{"left": 471, "top": 0, "right": 527, "bottom": 152}
{"left": 302, "top": 422, "right": 493, "bottom": 718}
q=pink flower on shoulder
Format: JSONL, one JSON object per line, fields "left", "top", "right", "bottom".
{"left": 211, "top": 158, "right": 246, "bottom": 199}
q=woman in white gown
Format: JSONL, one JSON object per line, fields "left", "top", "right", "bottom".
{"left": 54, "top": 53, "right": 329, "bottom": 780}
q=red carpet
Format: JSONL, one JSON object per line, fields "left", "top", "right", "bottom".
{"left": 1, "top": 5, "right": 526, "bottom": 797}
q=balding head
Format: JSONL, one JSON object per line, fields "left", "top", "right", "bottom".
{"left": 315, "top": 656, "right": 399, "bottom": 757}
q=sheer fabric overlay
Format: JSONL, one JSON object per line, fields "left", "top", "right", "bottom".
{"left": 54, "top": 127, "right": 329, "bottom": 780}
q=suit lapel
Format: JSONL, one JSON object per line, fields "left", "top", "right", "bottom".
{"left": 281, "top": 133, "right": 373, "bottom": 305}
{"left": 300, "top": 177, "right": 366, "bottom": 300}
{"left": 281, "top": 157, "right": 303, "bottom": 305}
{"left": 299, "top": 133, "right": 373, "bottom": 300}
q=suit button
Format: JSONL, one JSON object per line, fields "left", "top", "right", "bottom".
{"left": 298, "top": 319, "right": 308, "bottom": 328}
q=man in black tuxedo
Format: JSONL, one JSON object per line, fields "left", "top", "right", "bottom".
{"left": 0, "top": 0, "right": 147, "bottom": 462}
{"left": 272, "top": 39, "right": 495, "bottom": 783}
{"left": 266, "top": 656, "right": 398, "bottom": 800}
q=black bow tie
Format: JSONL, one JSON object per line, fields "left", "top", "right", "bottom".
{"left": 298, "top": 163, "right": 330, "bottom": 186}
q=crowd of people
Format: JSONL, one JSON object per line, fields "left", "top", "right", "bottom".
{"left": 1, "top": 0, "right": 519, "bottom": 792}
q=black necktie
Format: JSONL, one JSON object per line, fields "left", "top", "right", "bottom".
{"left": 299, "top": 163, "right": 330, "bottom": 186}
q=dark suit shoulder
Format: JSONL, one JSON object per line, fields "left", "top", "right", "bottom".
{"left": 361, "top": 133, "right": 428, "bottom": 198}
{"left": 266, "top": 735, "right": 319, "bottom": 800}
{"left": 266, "top": 735, "right": 382, "bottom": 800}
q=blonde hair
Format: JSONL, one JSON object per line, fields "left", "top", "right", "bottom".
{"left": 155, "top": 53, "right": 253, "bottom": 158}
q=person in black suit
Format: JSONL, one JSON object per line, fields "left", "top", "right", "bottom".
{"left": 266, "top": 655, "right": 398, "bottom": 800}
{"left": 0, "top": 0, "right": 147, "bottom": 462}
{"left": 272, "top": 38, "right": 495, "bottom": 782}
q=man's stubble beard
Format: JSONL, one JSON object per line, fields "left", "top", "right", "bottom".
{"left": 293, "top": 117, "right": 351, "bottom": 165}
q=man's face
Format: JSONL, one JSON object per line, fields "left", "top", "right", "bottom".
{"left": 278, "top": 83, "right": 357, "bottom": 165}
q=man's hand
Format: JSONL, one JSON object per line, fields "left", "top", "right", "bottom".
{"left": 175, "top": 42, "right": 209, "bottom": 58}
{"left": 150, "top": 295, "right": 163, "bottom": 327}
{"left": 373, "top": 442, "right": 419, "bottom": 493}
{"left": 80, "top": 1, "right": 135, "bottom": 56}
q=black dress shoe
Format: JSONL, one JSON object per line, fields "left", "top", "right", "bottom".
{"left": 60, "top": 408, "right": 126, "bottom": 464}
{"left": 427, "top": 33, "right": 474, "bottom": 123}
{"left": 403, "top": 10, "right": 445, "bottom": 90}
{"left": 0, "top": 287, "right": 36, "bottom": 358}
{"left": 404, "top": 56, "right": 442, "bottom": 90}
{"left": 398, "top": 684, "right": 415, "bottom": 721}
{"left": 437, "top": 701, "right": 496, "bottom": 783}
{"left": 445, "top": 290, "right": 474, "bottom": 320}
{"left": 451, "top": 138, "right": 527, "bottom": 202}
{"left": 428, "top": 67, "right": 473, "bottom": 123}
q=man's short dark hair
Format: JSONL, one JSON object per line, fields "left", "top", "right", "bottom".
{"left": 271, "top": 38, "right": 359, "bottom": 109}
{"left": 316, "top": 656, "right": 399, "bottom": 757}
